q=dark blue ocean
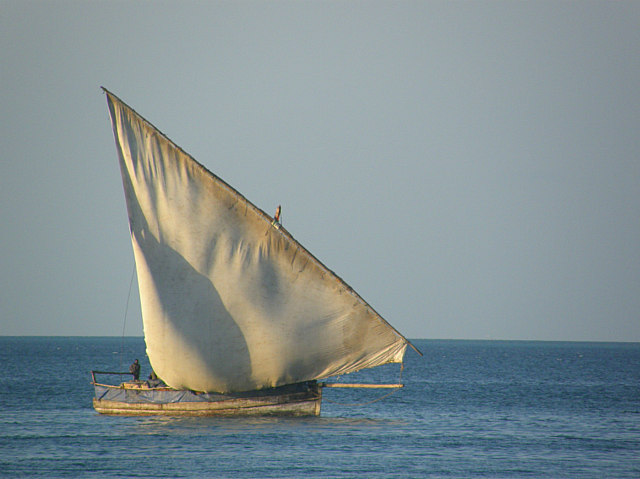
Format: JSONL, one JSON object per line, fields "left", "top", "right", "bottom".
{"left": 0, "top": 338, "right": 638, "bottom": 478}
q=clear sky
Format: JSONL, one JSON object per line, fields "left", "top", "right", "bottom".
{"left": 2, "top": 1, "right": 639, "bottom": 341}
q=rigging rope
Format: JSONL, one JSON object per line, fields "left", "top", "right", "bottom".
{"left": 119, "top": 263, "right": 136, "bottom": 371}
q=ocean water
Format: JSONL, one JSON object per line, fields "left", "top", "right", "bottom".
{"left": 0, "top": 338, "right": 638, "bottom": 478}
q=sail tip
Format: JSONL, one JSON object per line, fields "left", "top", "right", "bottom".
{"left": 407, "top": 340, "right": 424, "bottom": 357}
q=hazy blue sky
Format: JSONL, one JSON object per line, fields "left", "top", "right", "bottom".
{"left": 2, "top": 1, "right": 639, "bottom": 341}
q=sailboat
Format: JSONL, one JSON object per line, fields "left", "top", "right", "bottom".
{"left": 91, "top": 88, "right": 421, "bottom": 416}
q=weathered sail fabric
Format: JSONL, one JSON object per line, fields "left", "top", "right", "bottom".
{"left": 105, "top": 90, "right": 409, "bottom": 393}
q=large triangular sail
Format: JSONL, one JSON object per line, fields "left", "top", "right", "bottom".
{"left": 104, "top": 89, "right": 413, "bottom": 393}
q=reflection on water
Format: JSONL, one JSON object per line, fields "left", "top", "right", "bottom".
{"left": 131, "top": 414, "right": 408, "bottom": 436}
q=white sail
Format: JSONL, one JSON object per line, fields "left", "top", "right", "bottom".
{"left": 105, "top": 89, "right": 410, "bottom": 393}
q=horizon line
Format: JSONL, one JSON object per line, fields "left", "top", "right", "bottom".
{"left": 1, "top": 335, "right": 638, "bottom": 344}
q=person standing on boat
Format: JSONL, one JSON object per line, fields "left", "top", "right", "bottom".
{"left": 129, "top": 359, "right": 140, "bottom": 381}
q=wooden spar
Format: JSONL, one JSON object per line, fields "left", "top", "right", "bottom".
{"left": 408, "top": 341, "right": 423, "bottom": 356}
{"left": 320, "top": 383, "right": 403, "bottom": 389}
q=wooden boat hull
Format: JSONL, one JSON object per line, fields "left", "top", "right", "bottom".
{"left": 92, "top": 381, "right": 322, "bottom": 417}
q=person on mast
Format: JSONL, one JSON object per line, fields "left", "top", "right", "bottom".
{"left": 274, "top": 205, "right": 282, "bottom": 224}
